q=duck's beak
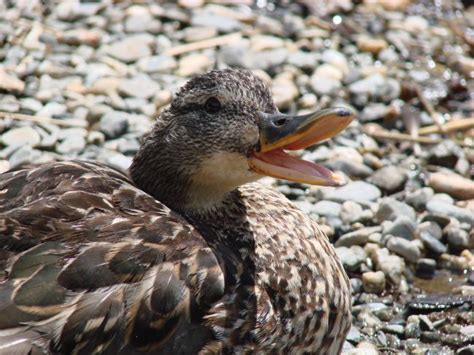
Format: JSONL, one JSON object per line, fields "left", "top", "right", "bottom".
{"left": 248, "top": 108, "right": 354, "bottom": 186}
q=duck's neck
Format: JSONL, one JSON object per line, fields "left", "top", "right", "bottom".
{"left": 129, "top": 142, "right": 241, "bottom": 214}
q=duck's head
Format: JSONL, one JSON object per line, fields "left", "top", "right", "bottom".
{"left": 130, "top": 68, "right": 354, "bottom": 212}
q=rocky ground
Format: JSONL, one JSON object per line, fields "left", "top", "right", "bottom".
{"left": 0, "top": 0, "right": 473, "bottom": 353}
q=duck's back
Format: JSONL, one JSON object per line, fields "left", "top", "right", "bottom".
{"left": 0, "top": 161, "right": 225, "bottom": 354}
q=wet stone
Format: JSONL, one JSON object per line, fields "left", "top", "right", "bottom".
{"left": 416, "top": 258, "right": 436, "bottom": 279}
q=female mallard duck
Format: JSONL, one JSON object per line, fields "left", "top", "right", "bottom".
{"left": 0, "top": 69, "right": 353, "bottom": 354}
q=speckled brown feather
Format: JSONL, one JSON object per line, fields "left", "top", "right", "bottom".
{"left": 0, "top": 161, "right": 224, "bottom": 354}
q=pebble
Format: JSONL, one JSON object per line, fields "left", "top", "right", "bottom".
{"left": 102, "top": 34, "right": 153, "bottom": 63}
{"left": 313, "top": 200, "right": 341, "bottom": 217}
{"left": 387, "top": 236, "right": 420, "bottom": 263}
{"left": 271, "top": 73, "right": 299, "bottom": 109}
{"left": 325, "top": 159, "right": 373, "bottom": 179}
{"left": 416, "top": 258, "right": 436, "bottom": 279}
{"left": 336, "top": 246, "right": 367, "bottom": 272}
{"left": 99, "top": 111, "right": 130, "bottom": 139}
{"left": 8, "top": 146, "right": 43, "bottom": 169}
{"left": 336, "top": 226, "right": 382, "bottom": 247}
{"left": 426, "top": 200, "right": 474, "bottom": 226}
{"left": 369, "top": 166, "right": 407, "bottom": 193}
{"left": 104, "top": 152, "right": 133, "bottom": 172}
{"left": 310, "top": 77, "right": 341, "bottom": 96}
{"left": 137, "top": 55, "right": 178, "bottom": 73}
{"left": 376, "top": 198, "right": 416, "bottom": 223}
{"left": 428, "top": 172, "right": 474, "bottom": 200}
{"left": 406, "top": 188, "right": 434, "bottom": 210}
{"left": 416, "top": 221, "right": 443, "bottom": 240}
{"left": 419, "top": 232, "right": 448, "bottom": 255}
{"left": 56, "top": 136, "right": 86, "bottom": 155}
{"left": 177, "top": 53, "right": 211, "bottom": 76}
{"left": 0, "top": 70, "right": 26, "bottom": 94}
{"left": 373, "top": 248, "right": 405, "bottom": 285}
{"left": 324, "top": 181, "right": 381, "bottom": 204}
{"left": 382, "top": 216, "right": 415, "bottom": 240}
{"left": 1, "top": 126, "right": 41, "bottom": 147}
{"left": 445, "top": 225, "right": 470, "bottom": 252}
{"left": 362, "top": 271, "right": 386, "bottom": 294}
{"left": 118, "top": 75, "right": 160, "bottom": 99}
{"left": 357, "top": 35, "right": 388, "bottom": 54}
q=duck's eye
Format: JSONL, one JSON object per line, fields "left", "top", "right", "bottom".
{"left": 205, "top": 97, "right": 221, "bottom": 114}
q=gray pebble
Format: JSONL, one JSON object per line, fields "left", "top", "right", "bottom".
{"left": 118, "top": 75, "right": 160, "bottom": 99}
{"left": 445, "top": 225, "right": 470, "bottom": 252}
{"left": 376, "top": 197, "right": 416, "bottom": 222}
{"left": 313, "top": 200, "right": 341, "bottom": 217}
{"left": 136, "top": 55, "right": 177, "bottom": 73}
{"left": 383, "top": 216, "right": 416, "bottom": 240}
{"left": 99, "top": 111, "right": 130, "bottom": 139}
{"left": 416, "top": 221, "right": 443, "bottom": 240}
{"left": 105, "top": 152, "right": 133, "bottom": 172}
{"left": 102, "top": 34, "right": 153, "bottom": 63}
{"left": 406, "top": 187, "right": 434, "bottom": 210}
{"left": 369, "top": 166, "right": 407, "bottom": 193}
{"left": 336, "top": 246, "right": 367, "bottom": 272}
{"left": 8, "top": 146, "right": 43, "bottom": 168}
{"left": 387, "top": 236, "right": 420, "bottom": 263}
{"left": 427, "top": 200, "right": 474, "bottom": 226}
{"left": 419, "top": 232, "right": 448, "bottom": 255}
{"left": 324, "top": 181, "right": 381, "bottom": 204}
{"left": 325, "top": 159, "right": 373, "bottom": 179}
{"left": 56, "top": 136, "right": 86, "bottom": 155}
{"left": 336, "top": 226, "right": 382, "bottom": 247}
{"left": 310, "top": 76, "right": 341, "bottom": 96}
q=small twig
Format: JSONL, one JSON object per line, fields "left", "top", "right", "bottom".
{"left": 364, "top": 127, "right": 441, "bottom": 144}
{"left": 413, "top": 82, "right": 445, "bottom": 133}
{"left": 0, "top": 111, "right": 88, "bottom": 128}
{"left": 418, "top": 117, "right": 474, "bottom": 135}
{"left": 363, "top": 125, "right": 473, "bottom": 148}
{"left": 163, "top": 32, "right": 242, "bottom": 57}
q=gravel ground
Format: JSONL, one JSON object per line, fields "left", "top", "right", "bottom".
{"left": 0, "top": 0, "right": 473, "bottom": 354}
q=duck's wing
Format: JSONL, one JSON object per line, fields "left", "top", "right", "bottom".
{"left": 0, "top": 161, "right": 225, "bottom": 354}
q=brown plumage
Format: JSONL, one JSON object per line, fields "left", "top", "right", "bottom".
{"left": 0, "top": 69, "right": 352, "bottom": 354}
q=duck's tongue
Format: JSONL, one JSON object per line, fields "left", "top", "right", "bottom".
{"left": 248, "top": 108, "right": 354, "bottom": 186}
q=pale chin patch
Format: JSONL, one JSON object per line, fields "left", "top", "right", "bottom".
{"left": 186, "top": 151, "right": 260, "bottom": 210}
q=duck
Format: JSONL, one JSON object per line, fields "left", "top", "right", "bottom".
{"left": 0, "top": 68, "right": 354, "bottom": 354}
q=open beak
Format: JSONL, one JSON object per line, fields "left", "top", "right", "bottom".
{"left": 248, "top": 108, "right": 354, "bottom": 186}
